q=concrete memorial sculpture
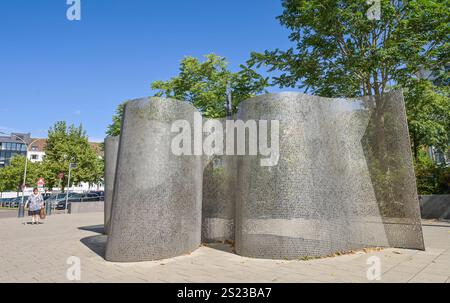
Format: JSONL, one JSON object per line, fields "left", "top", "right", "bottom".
{"left": 103, "top": 135, "right": 119, "bottom": 235}
{"left": 105, "top": 91, "right": 424, "bottom": 262}
{"left": 235, "top": 91, "right": 424, "bottom": 259}
{"left": 202, "top": 119, "right": 237, "bottom": 243}
{"left": 105, "top": 98, "right": 203, "bottom": 262}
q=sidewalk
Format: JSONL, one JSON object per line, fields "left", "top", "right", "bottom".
{"left": 0, "top": 213, "right": 449, "bottom": 283}
{"left": 0, "top": 209, "right": 18, "bottom": 219}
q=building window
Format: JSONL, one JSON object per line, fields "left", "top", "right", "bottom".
{"left": 31, "top": 155, "right": 38, "bottom": 160}
{"left": 31, "top": 146, "right": 38, "bottom": 151}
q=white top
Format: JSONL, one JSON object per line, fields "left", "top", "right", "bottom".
{"left": 27, "top": 194, "right": 44, "bottom": 211}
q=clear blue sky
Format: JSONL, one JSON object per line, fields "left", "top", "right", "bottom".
{"left": 0, "top": 0, "right": 293, "bottom": 141}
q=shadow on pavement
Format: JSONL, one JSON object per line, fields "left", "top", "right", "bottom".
{"left": 78, "top": 224, "right": 105, "bottom": 234}
{"left": 79, "top": 234, "right": 238, "bottom": 261}
{"left": 78, "top": 222, "right": 236, "bottom": 260}
{"left": 202, "top": 242, "right": 235, "bottom": 254}
{"left": 79, "top": 224, "right": 107, "bottom": 259}
{"left": 80, "top": 235, "right": 107, "bottom": 259}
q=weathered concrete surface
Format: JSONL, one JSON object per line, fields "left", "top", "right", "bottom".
{"left": 202, "top": 155, "right": 237, "bottom": 243}
{"left": 202, "top": 119, "right": 237, "bottom": 243}
{"left": 420, "top": 195, "right": 450, "bottom": 220}
{"left": 69, "top": 202, "right": 104, "bottom": 214}
{"left": 104, "top": 136, "right": 119, "bottom": 235}
{"left": 105, "top": 97, "right": 203, "bottom": 262}
{"left": 106, "top": 92, "right": 423, "bottom": 262}
{"left": 235, "top": 91, "right": 424, "bottom": 259}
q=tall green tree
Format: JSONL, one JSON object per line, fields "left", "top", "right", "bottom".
{"left": 106, "top": 54, "right": 269, "bottom": 136}
{"left": 0, "top": 170, "right": 6, "bottom": 194}
{"left": 405, "top": 79, "right": 450, "bottom": 160}
{"left": 0, "top": 156, "right": 44, "bottom": 192}
{"left": 106, "top": 102, "right": 126, "bottom": 137}
{"left": 249, "top": 0, "right": 449, "bottom": 201}
{"left": 152, "top": 54, "right": 268, "bottom": 118}
{"left": 249, "top": 0, "right": 448, "bottom": 97}
{"left": 44, "top": 121, "right": 104, "bottom": 191}
{"left": 249, "top": 0, "right": 449, "bottom": 163}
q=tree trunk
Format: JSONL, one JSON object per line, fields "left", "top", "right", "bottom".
{"left": 412, "top": 132, "right": 419, "bottom": 162}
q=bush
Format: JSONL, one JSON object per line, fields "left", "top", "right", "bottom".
{"left": 415, "top": 151, "right": 450, "bottom": 195}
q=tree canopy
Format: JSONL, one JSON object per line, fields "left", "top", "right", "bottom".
{"left": 106, "top": 102, "right": 126, "bottom": 137}
{"left": 152, "top": 54, "right": 269, "bottom": 118}
{"left": 0, "top": 156, "right": 43, "bottom": 192}
{"left": 43, "top": 121, "right": 104, "bottom": 190}
{"left": 249, "top": 0, "right": 449, "bottom": 97}
{"left": 249, "top": 0, "right": 449, "bottom": 160}
{"left": 405, "top": 79, "right": 450, "bottom": 159}
{"left": 106, "top": 54, "right": 269, "bottom": 136}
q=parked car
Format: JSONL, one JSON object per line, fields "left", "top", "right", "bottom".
{"left": 55, "top": 194, "right": 81, "bottom": 210}
{"left": 0, "top": 197, "right": 15, "bottom": 207}
{"left": 7, "top": 196, "right": 29, "bottom": 208}
{"left": 42, "top": 193, "right": 53, "bottom": 200}
{"left": 83, "top": 193, "right": 103, "bottom": 202}
{"left": 88, "top": 191, "right": 104, "bottom": 198}
{"left": 55, "top": 193, "right": 103, "bottom": 210}
{"left": 52, "top": 193, "right": 78, "bottom": 210}
{"left": 47, "top": 192, "right": 79, "bottom": 203}
{"left": 46, "top": 193, "right": 70, "bottom": 208}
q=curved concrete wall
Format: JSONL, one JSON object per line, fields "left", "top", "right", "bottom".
{"left": 105, "top": 97, "right": 203, "bottom": 262}
{"left": 202, "top": 155, "right": 237, "bottom": 243}
{"left": 106, "top": 91, "right": 424, "bottom": 262}
{"left": 201, "top": 118, "right": 237, "bottom": 243}
{"left": 234, "top": 92, "right": 424, "bottom": 259}
{"left": 104, "top": 136, "right": 119, "bottom": 235}
{"left": 361, "top": 90, "right": 424, "bottom": 249}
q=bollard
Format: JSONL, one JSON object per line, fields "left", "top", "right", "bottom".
{"left": 18, "top": 202, "right": 25, "bottom": 218}
{"left": 45, "top": 199, "right": 52, "bottom": 216}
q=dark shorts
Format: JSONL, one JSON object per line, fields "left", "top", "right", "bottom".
{"left": 29, "top": 210, "right": 40, "bottom": 216}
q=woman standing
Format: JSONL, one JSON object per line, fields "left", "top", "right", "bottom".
{"left": 26, "top": 188, "right": 44, "bottom": 224}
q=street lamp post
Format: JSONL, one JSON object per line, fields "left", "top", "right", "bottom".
{"left": 19, "top": 154, "right": 28, "bottom": 217}
{"left": 65, "top": 162, "right": 76, "bottom": 214}
{"left": 0, "top": 132, "right": 39, "bottom": 218}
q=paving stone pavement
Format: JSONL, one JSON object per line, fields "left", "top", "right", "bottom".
{"left": 0, "top": 213, "right": 449, "bottom": 283}
{"left": 0, "top": 209, "right": 19, "bottom": 219}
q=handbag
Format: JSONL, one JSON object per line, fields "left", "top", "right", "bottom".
{"left": 39, "top": 207, "right": 46, "bottom": 219}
